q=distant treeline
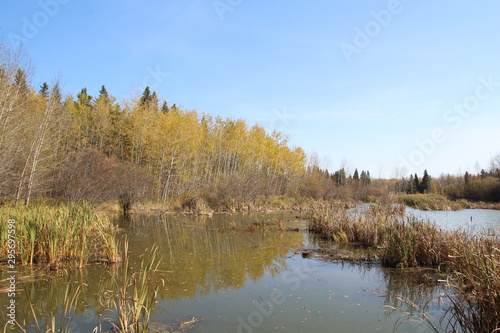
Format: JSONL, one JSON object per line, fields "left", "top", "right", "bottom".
{"left": 393, "top": 165, "right": 500, "bottom": 202}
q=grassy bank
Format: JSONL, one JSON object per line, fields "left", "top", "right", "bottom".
{"left": 398, "top": 194, "right": 468, "bottom": 211}
{"left": 398, "top": 193, "right": 500, "bottom": 211}
{"left": 98, "top": 195, "right": 351, "bottom": 215}
{"left": 308, "top": 203, "right": 500, "bottom": 331}
{"left": 0, "top": 202, "right": 120, "bottom": 269}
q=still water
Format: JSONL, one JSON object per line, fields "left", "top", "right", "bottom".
{"left": 5, "top": 208, "right": 498, "bottom": 332}
{"left": 406, "top": 207, "right": 500, "bottom": 234}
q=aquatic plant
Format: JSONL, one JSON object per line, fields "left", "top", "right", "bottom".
{"left": 445, "top": 236, "right": 500, "bottom": 332}
{"left": 398, "top": 193, "right": 467, "bottom": 211}
{"left": 308, "top": 203, "right": 500, "bottom": 332}
{"left": 0, "top": 202, "right": 120, "bottom": 268}
{"left": 104, "top": 239, "right": 163, "bottom": 333}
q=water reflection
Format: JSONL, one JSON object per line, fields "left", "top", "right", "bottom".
{"left": 0, "top": 212, "right": 451, "bottom": 332}
{"left": 121, "top": 213, "right": 306, "bottom": 300}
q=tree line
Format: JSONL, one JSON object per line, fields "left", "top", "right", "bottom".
{"left": 0, "top": 44, "right": 307, "bottom": 208}
{"left": 2, "top": 44, "right": 497, "bottom": 208}
{"left": 394, "top": 161, "right": 500, "bottom": 203}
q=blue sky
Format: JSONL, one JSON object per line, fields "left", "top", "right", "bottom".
{"left": 1, "top": 0, "right": 499, "bottom": 178}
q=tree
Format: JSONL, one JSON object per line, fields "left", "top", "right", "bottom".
{"left": 407, "top": 175, "right": 416, "bottom": 194}
{"left": 420, "top": 169, "right": 432, "bottom": 193}
{"left": 39, "top": 82, "right": 49, "bottom": 98}
{"left": 16, "top": 82, "right": 64, "bottom": 205}
{"left": 99, "top": 85, "right": 108, "bottom": 98}
{"left": 139, "top": 86, "right": 158, "bottom": 110}
{"left": 333, "top": 168, "right": 346, "bottom": 187}
{"left": 161, "top": 101, "right": 170, "bottom": 114}
{"left": 464, "top": 171, "right": 470, "bottom": 185}
{"left": 360, "top": 170, "right": 371, "bottom": 186}
{"left": 413, "top": 173, "right": 420, "bottom": 193}
{"left": 353, "top": 168, "right": 359, "bottom": 181}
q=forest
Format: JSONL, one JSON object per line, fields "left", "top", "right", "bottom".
{"left": 1, "top": 43, "right": 499, "bottom": 211}
{"left": 0, "top": 44, "right": 307, "bottom": 210}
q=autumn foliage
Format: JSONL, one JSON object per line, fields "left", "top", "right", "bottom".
{"left": 0, "top": 44, "right": 306, "bottom": 207}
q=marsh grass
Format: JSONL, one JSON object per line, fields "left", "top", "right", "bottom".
{"left": 398, "top": 194, "right": 467, "bottom": 211}
{"left": 308, "top": 202, "right": 500, "bottom": 332}
{"left": 0, "top": 202, "right": 120, "bottom": 269}
{"left": 103, "top": 238, "right": 163, "bottom": 333}
{"left": 445, "top": 237, "right": 500, "bottom": 332}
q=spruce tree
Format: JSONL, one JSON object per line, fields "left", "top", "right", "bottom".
{"left": 413, "top": 173, "right": 420, "bottom": 193}
{"left": 353, "top": 168, "right": 359, "bottom": 181}
{"left": 161, "top": 101, "right": 170, "bottom": 114}
{"left": 39, "top": 82, "right": 49, "bottom": 98}
{"left": 99, "top": 85, "right": 109, "bottom": 99}
{"left": 420, "top": 170, "right": 431, "bottom": 193}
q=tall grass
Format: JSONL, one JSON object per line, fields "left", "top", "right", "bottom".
{"left": 0, "top": 202, "right": 120, "bottom": 269}
{"left": 445, "top": 237, "right": 500, "bottom": 332}
{"left": 307, "top": 203, "right": 500, "bottom": 332}
{"left": 398, "top": 193, "right": 467, "bottom": 211}
{"left": 103, "top": 239, "right": 163, "bottom": 333}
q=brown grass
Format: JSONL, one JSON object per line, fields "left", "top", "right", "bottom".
{"left": 307, "top": 202, "right": 500, "bottom": 332}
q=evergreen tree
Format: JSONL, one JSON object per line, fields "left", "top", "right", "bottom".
{"left": 39, "top": 82, "right": 49, "bottom": 98}
{"left": 140, "top": 86, "right": 152, "bottom": 105}
{"left": 353, "top": 168, "right": 359, "bottom": 181}
{"left": 139, "top": 86, "right": 159, "bottom": 110}
{"left": 76, "top": 88, "right": 93, "bottom": 107}
{"left": 464, "top": 171, "right": 470, "bottom": 185}
{"left": 413, "top": 173, "right": 420, "bottom": 193}
{"left": 360, "top": 170, "right": 372, "bottom": 186}
{"left": 333, "top": 168, "right": 346, "bottom": 186}
{"left": 161, "top": 101, "right": 170, "bottom": 114}
{"left": 99, "top": 85, "right": 109, "bottom": 99}
{"left": 420, "top": 170, "right": 431, "bottom": 193}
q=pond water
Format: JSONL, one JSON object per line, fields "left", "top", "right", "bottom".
{"left": 2, "top": 210, "right": 478, "bottom": 332}
{"left": 406, "top": 207, "right": 500, "bottom": 234}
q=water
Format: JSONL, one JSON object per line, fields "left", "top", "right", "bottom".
{"left": 0, "top": 211, "right": 469, "bottom": 332}
{"left": 406, "top": 206, "right": 500, "bottom": 234}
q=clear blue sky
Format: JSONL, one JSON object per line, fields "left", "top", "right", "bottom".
{"left": 1, "top": 1, "right": 499, "bottom": 178}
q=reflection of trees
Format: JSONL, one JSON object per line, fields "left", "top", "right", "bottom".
{"left": 1, "top": 213, "right": 303, "bottom": 327}
{"left": 122, "top": 213, "right": 303, "bottom": 300}
{"left": 0, "top": 265, "right": 115, "bottom": 327}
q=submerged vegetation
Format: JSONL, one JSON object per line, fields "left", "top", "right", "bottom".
{"left": 0, "top": 202, "right": 120, "bottom": 269}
